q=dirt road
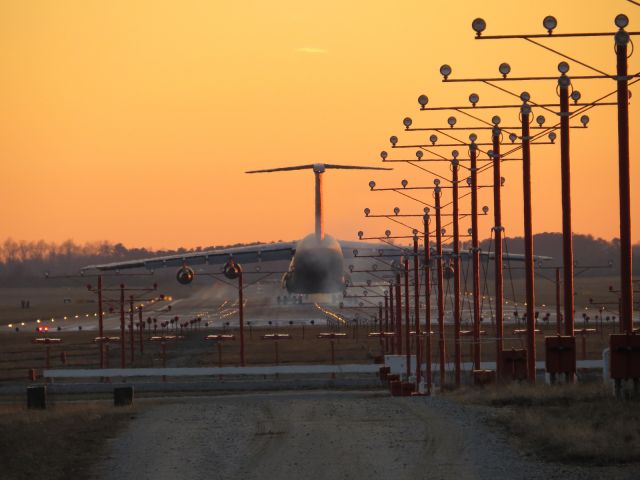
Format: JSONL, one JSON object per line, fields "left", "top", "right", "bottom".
{"left": 94, "top": 391, "right": 635, "bottom": 480}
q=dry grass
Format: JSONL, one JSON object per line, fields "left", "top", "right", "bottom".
{"left": 448, "top": 383, "right": 640, "bottom": 465}
{"left": 0, "top": 320, "right": 618, "bottom": 383}
{"left": 0, "top": 402, "right": 135, "bottom": 480}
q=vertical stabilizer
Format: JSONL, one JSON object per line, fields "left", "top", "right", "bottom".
{"left": 246, "top": 163, "right": 391, "bottom": 242}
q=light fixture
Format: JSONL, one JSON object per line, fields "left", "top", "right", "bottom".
{"left": 447, "top": 116, "right": 457, "bottom": 127}
{"left": 543, "top": 16, "right": 557, "bottom": 34}
{"left": 401, "top": 179, "right": 408, "bottom": 188}
{"left": 472, "top": 18, "right": 486, "bottom": 36}
{"left": 364, "top": 208, "right": 370, "bottom": 216}
{"left": 418, "top": 94, "right": 429, "bottom": 108}
{"left": 390, "top": 135, "right": 398, "bottom": 146}
{"left": 380, "top": 150, "right": 388, "bottom": 160}
{"left": 469, "top": 93, "right": 479, "bottom": 106}
{"left": 498, "top": 63, "right": 511, "bottom": 78}
{"left": 368, "top": 180, "right": 376, "bottom": 189}
{"left": 571, "top": 90, "right": 581, "bottom": 104}
{"left": 429, "top": 134, "right": 438, "bottom": 145}
{"left": 403, "top": 117, "right": 412, "bottom": 129}
{"left": 558, "top": 61, "right": 570, "bottom": 74}
{"left": 440, "top": 64, "right": 452, "bottom": 80}
{"left": 615, "top": 14, "right": 629, "bottom": 29}
{"left": 416, "top": 150, "right": 423, "bottom": 159}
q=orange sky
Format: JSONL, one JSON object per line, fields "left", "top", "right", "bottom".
{"left": 0, "top": 0, "right": 638, "bottom": 249}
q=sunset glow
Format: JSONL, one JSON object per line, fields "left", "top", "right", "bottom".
{"left": 1, "top": 0, "right": 638, "bottom": 249}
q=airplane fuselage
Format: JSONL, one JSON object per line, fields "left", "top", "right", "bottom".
{"left": 282, "top": 233, "right": 345, "bottom": 293}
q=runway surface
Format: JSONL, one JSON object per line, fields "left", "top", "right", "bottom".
{"left": 50, "top": 277, "right": 559, "bottom": 334}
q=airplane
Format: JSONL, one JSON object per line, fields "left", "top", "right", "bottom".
{"left": 82, "top": 163, "right": 550, "bottom": 293}
{"left": 83, "top": 163, "right": 392, "bottom": 293}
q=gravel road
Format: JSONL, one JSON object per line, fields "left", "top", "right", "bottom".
{"left": 94, "top": 391, "right": 635, "bottom": 480}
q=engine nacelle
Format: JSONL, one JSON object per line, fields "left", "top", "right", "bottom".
{"left": 176, "top": 266, "right": 195, "bottom": 284}
{"left": 223, "top": 260, "right": 242, "bottom": 280}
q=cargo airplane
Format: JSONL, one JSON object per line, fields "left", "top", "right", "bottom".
{"left": 82, "top": 163, "right": 545, "bottom": 293}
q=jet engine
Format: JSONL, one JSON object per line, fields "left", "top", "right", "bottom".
{"left": 176, "top": 266, "right": 195, "bottom": 284}
{"left": 223, "top": 260, "right": 242, "bottom": 279}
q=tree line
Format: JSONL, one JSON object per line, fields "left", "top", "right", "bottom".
{"left": 0, "top": 233, "right": 637, "bottom": 287}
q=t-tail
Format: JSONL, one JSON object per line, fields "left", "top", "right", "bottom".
{"left": 246, "top": 163, "right": 391, "bottom": 241}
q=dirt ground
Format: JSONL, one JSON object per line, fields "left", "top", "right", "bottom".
{"left": 91, "top": 391, "right": 638, "bottom": 480}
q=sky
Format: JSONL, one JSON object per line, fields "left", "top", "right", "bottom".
{"left": 1, "top": 0, "right": 639, "bottom": 249}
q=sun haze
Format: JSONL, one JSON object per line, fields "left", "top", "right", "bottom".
{"left": 0, "top": 0, "right": 638, "bottom": 249}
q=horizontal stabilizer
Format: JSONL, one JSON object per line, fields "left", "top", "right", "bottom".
{"left": 246, "top": 163, "right": 391, "bottom": 174}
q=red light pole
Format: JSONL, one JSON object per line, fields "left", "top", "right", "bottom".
{"left": 119, "top": 284, "right": 125, "bottom": 368}
{"left": 451, "top": 153, "right": 462, "bottom": 386}
{"left": 389, "top": 285, "right": 395, "bottom": 354}
{"left": 238, "top": 266, "right": 245, "bottom": 367}
{"left": 404, "top": 256, "right": 411, "bottom": 378}
{"left": 423, "top": 211, "right": 432, "bottom": 394}
{"left": 558, "top": 70, "right": 575, "bottom": 342}
{"left": 434, "top": 185, "right": 446, "bottom": 386}
{"left": 615, "top": 28, "right": 633, "bottom": 334}
{"left": 138, "top": 305, "right": 144, "bottom": 355}
{"left": 378, "top": 301, "right": 385, "bottom": 355}
{"left": 490, "top": 122, "right": 505, "bottom": 378}
{"left": 129, "top": 296, "right": 135, "bottom": 363}
{"left": 413, "top": 235, "right": 421, "bottom": 389}
{"left": 556, "top": 268, "right": 562, "bottom": 334}
{"left": 521, "top": 99, "right": 537, "bottom": 383}
{"left": 469, "top": 139, "right": 482, "bottom": 371}
{"left": 97, "top": 275, "right": 104, "bottom": 368}
{"left": 395, "top": 272, "right": 402, "bottom": 355}
{"left": 384, "top": 292, "right": 390, "bottom": 353}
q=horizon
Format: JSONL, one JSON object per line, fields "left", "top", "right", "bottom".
{"left": 0, "top": 230, "right": 638, "bottom": 258}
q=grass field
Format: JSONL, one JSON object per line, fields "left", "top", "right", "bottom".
{"left": 0, "top": 278, "right": 629, "bottom": 384}
{"left": 0, "top": 402, "right": 134, "bottom": 480}
{"left": 448, "top": 384, "right": 640, "bottom": 465}
{"left": 0, "top": 320, "right": 618, "bottom": 384}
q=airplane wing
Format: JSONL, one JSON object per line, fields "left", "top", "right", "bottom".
{"left": 81, "top": 242, "right": 296, "bottom": 272}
